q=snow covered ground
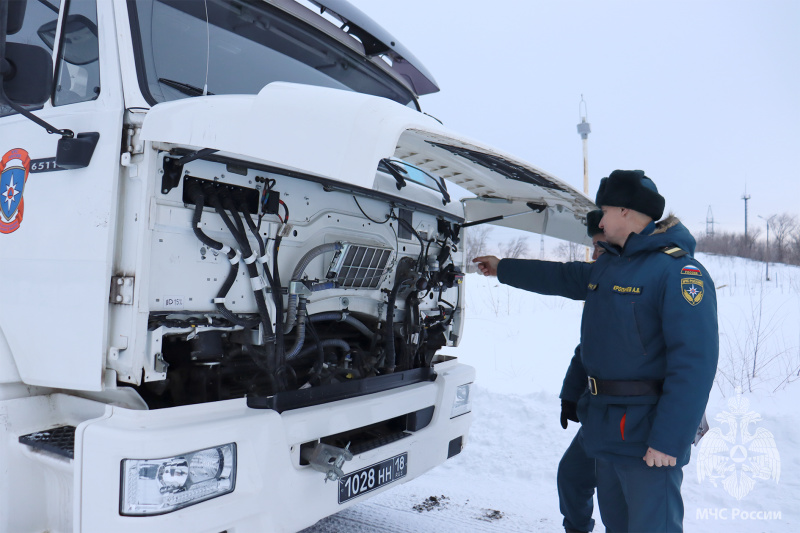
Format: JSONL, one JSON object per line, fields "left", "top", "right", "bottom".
{"left": 303, "top": 253, "right": 800, "bottom": 532}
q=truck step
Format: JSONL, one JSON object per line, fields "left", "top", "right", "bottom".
{"left": 18, "top": 425, "right": 77, "bottom": 459}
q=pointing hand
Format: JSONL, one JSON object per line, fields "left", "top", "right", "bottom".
{"left": 472, "top": 256, "right": 500, "bottom": 277}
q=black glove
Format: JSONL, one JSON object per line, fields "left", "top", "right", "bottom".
{"left": 560, "top": 399, "right": 579, "bottom": 429}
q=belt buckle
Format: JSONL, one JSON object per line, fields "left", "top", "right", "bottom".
{"left": 588, "top": 377, "right": 598, "bottom": 395}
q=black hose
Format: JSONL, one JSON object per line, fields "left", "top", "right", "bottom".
{"left": 384, "top": 275, "right": 413, "bottom": 373}
{"left": 309, "top": 312, "right": 376, "bottom": 341}
{"left": 272, "top": 233, "right": 286, "bottom": 369}
{"left": 188, "top": 185, "right": 226, "bottom": 252}
{"left": 220, "top": 194, "right": 275, "bottom": 340}
{"left": 236, "top": 196, "right": 286, "bottom": 338}
{"left": 285, "top": 298, "right": 307, "bottom": 360}
{"left": 187, "top": 183, "right": 258, "bottom": 327}
{"left": 294, "top": 339, "right": 351, "bottom": 361}
{"left": 209, "top": 190, "right": 277, "bottom": 374}
{"left": 228, "top": 193, "right": 285, "bottom": 386}
{"left": 305, "top": 317, "right": 325, "bottom": 384}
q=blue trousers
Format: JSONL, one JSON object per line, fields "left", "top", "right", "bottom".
{"left": 595, "top": 458, "right": 684, "bottom": 533}
{"left": 558, "top": 428, "right": 596, "bottom": 532}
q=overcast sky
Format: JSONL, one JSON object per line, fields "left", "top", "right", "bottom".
{"left": 356, "top": 0, "right": 799, "bottom": 239}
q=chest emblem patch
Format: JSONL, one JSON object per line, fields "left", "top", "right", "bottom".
{"left": 681, "top": 277, "right": 704, "bottom": 306}
{"left": 681, "top": 265, "right": 702, "bottom": 277}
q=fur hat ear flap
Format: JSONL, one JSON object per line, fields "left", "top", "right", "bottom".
{"left": 595, "top": 170, "right": 665, "bottom": 220}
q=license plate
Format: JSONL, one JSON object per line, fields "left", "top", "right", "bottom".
{"left": 338, "top": 452, "right": 407, "bottom": 504}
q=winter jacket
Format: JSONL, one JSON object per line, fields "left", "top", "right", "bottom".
{"left": 560, "top": 345, "right": 588, "bottom": 404}
{"left": 498, "top": 216, "right": 718, "bottom": 466}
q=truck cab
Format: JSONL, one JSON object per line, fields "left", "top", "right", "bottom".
{"left": 0, "top": 1, "right": 594, "bottom": 532}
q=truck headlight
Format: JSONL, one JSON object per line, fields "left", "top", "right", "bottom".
{"left": 450, "top": 383, "right": 472, "bottom": 418}
{"left": 120, "top": 443, "right": 236, "bottom": 516}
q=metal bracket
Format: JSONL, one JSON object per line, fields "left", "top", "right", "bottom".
{"left": 153, "top": 352, "right": 169, "bottom": 374}
{"left": 303, "top": 442, "right": 353, "bottom": 482}
{"left": 289, "top": 280, "right": 313, "bottom": 296}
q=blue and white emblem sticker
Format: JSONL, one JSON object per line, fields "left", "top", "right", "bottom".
{"left": 1, "top": 148, "right": 31, "bottom": 234}
{"left": 681, "top": 277, "right": 704, "bottom": 306}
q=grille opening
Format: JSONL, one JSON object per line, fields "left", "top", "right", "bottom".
{"left": 299, "top": 406, "right": 434, "bottom": 463}
{"left": 19, "top": 425, "right": 77, "bottom": 459}
{"left": 327, "top": 243, "right": 392, "bottom": 289}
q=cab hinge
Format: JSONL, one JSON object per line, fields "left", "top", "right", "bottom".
{"left": 110, "top": 276, "right": 135, "bottom": 305}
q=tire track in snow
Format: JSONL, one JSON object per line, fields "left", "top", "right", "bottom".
{"left": 300, "top": 496, "right": 557, "bottom": 532}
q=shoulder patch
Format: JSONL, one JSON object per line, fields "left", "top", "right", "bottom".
{"left": 662, "top": 246, "right": 688, "bottom": 258}
{"left": 681, "top": 264, "right": 702, "bottom": 277}
{"left": 681, "top": 278, "right": 704, "bottom": 306}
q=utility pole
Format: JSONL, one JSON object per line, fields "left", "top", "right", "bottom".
{"left": 742, "top": 187, "right": 751, "bottom": 244}
{"left": 577, "top": 95, "right": 591, "bottom": 261}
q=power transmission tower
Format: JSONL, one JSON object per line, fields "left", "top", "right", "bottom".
{"left": 742, "top": 187, "right": 751, "bottom": 244}
{"left": 706, "top": 206, "right": 715, "bottom": 236}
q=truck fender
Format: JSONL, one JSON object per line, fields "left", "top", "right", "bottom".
{"left": 0, "top": 325, "right": 21, "bottom": 384}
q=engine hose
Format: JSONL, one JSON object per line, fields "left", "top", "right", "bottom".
{"left": 211, "top": 192, "right": 277, "bottom": 371}
{"left": 237, "top": 196, "right": 283, "bottom": 332}
{"left": 187, "top": 183, "right": 228, "bottom": 253}
{"left": 215, "top": 261, "right": 260, "bottom": 327}
{"left": 229, "top": 347, "right": 279, "bottom": 394}
{"left": 384, "top": 276, "right": 413, "bottom": 373}
{"left": 235, "top": 194, "right": 266, "bottom": 256}
{"left": 294, "top": 338, "right": 351, "bottom": 362}
{"left": 269, "top": 233, "right": 289, "bottom": 374}
{"left": 188, "top": 185, "right": 256, "bottom": 327}
{"left": 309, "top": 312, "right": 375, "bottom": 341}
{"left": 285, "top": 298, "right": 307, "bottom": 360}
{"left": 283, "top": 242, "right": 344, "bottom": 333}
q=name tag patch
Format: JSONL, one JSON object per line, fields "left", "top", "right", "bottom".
{"left": 612, "top": 285, "right": 642, "bottom": 295}
{"left": 681, "top": 278, "right": 704, "bottom": 306}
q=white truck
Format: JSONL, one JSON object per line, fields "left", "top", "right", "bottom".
{"left": 0, "top": 1, "right": 594, "bottom": 531}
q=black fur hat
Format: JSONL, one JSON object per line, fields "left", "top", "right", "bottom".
{"left": 586, "top": 209, "right": 603, "bottom": 237}
{"left": 595, "top": 170, "right": 665, "bottom": 221}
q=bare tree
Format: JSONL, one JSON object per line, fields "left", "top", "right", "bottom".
{"left": 790, "top": 225, "right": 800, "bottom": 265}
{"left": 499, "top": 236, "right": 530, "bottom": 259}
{"left": 464, "top": 226, "right": 494, "bottom": 272}
{"left": 769, "top": 213, "right": 798, "bottom": 263}
{"left": 554, "top": 241, "right": 582, "bottom": 262}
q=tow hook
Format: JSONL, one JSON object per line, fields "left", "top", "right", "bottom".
{"left": 303, "top": 442, "right": 353, "bottom": 482}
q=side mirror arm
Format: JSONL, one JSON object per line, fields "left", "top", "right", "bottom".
{"left": 0, "top": 1, "right": 73, "bottom": 139}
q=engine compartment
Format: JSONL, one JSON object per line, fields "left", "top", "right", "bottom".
{"left": 134, "top": 152, "right": 464, "bottom": 408}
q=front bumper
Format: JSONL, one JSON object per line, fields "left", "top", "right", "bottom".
{"left": 76, "top": 360, "right": 474, "bottom": 533}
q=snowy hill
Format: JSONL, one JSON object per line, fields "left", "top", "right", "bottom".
{"left": 304, "top": 254, "right": 800, "bottom": 532}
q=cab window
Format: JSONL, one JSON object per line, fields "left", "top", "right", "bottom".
{"left": 49, "top": 0, "right": 100, "bottom": 106}
{"left": 0, "top": 0, "right": 60, "bottom": 117}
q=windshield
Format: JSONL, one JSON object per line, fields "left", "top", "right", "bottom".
{"left": 128, "top": 0, "right": 416, "bottom": 106}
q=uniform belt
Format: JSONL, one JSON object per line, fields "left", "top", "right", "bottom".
{"left": 587, "top": 377, "right": 663, "bottom": 396}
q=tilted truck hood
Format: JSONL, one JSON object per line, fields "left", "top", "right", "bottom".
{"left": 140, "top": 82, "right": 595, "bottom": 244}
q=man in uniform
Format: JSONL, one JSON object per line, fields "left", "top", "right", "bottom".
{"left": 558, "top": 209, "right": 603, "bottom": 533}
{"left": 474, "top": 170, "right": 718, "bottom": 533}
